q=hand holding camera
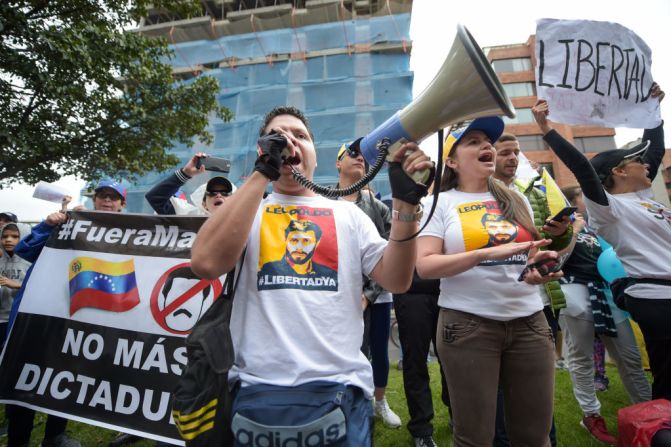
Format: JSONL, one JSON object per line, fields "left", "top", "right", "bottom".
{"left": 196, "top": 156, "right": 231, "bottom": 173}
{"left": 183, "top": 152, "right": 208, "bottom": 177}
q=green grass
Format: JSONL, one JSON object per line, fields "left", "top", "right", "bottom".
{"left": 375, "top": 362, "right": 633, "bottom": 447}
{"left": 0, "top": 363, "right": 636, "bottom": 446}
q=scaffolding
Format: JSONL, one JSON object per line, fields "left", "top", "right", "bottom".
{"left": 125, "top": 1, "right": 413, "bottom": 212}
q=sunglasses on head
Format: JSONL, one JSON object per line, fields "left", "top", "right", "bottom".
{"left": 205, "top": 190, "right": 231, "bottom": 197}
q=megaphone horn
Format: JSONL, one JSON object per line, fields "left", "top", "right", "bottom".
{"left": 359, "top": 24, "right": 516, "bottom": 183}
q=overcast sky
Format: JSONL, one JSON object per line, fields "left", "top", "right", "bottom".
{"left": 2, "top": 0, "right": 670, "bottom": 221}
{"left": 410, "top": 0, "right": 671, "bottom": 151}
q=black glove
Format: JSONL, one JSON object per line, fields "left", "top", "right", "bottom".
{"left": 388, "top": 161, "right": 434, "bottom": 206}
{"left": 254, "top": 132, "right": 287, "bottom": 181}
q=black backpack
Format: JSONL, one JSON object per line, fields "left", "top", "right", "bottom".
{"left": 172, "top": 254, "right": 245, "bottom": 446}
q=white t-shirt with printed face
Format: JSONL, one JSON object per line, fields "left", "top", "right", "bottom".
{"left": 585, "top": 189, "right": 671, "bottom": 299}
{"left": 419, "top": 190, "right": 544, "bottom": 320}
{"left": 229, "top": 193, "right": 386, "bottom": 397}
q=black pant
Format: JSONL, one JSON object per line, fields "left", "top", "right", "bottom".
{"left": 625, "top": 295, "right": 671, "bottom": 400}
{"left": 393, "top": 292, "right": 449, "bottom": 438}
{"left": 7, "top": 405, "right": 68, "bottom": 446}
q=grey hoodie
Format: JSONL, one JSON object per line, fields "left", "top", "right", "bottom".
{"left": 0, "top": 222, "right": 32, "bottom": 323}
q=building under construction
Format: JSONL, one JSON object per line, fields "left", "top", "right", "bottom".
{"left": 125, "top": 0, "right": 414, "bottom": 212}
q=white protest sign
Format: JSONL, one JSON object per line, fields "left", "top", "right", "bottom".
{"left": 515, "top": 152, "right": 540, "bottom": 184}
{"left": 535, "top": 18, "right": 661, "bottom": 128}
{"left": 32, "top": 181, "right": 70, "bottom": 203}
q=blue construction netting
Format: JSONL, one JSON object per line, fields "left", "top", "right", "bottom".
{"left": 165, "top": 14, "right": 411, "bottom": 69}
{"left": 124, "top": 13, "right": 413, "bottom": 213}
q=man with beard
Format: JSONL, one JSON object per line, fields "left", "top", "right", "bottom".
{"left": 493, "top": 134, "right": 571, "bottom": 248}
{"left": 481, "top": 213, "right": 519, "bottom": 247}
{"left": 191, "top": 106, "right": 433, "bottom": 446}
{"left": 258, "top": 219, "right": 336, "bottom": 280}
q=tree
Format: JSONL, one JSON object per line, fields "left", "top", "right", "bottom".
{"left": 0, "top": 0, "right": 232, "bottom": 186}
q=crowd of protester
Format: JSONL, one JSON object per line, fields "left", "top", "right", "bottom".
{"left": 1, "top": 84, "right": 670, "bottom": 447}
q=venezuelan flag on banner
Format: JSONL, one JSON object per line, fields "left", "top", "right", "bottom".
{"left": 68, "top": 257, "right": 140, "bottom": 315}
{"left": 539, "top": 168, "right": 569, "bottom": 216}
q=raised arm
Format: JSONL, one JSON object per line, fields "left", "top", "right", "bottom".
{"left": 190, "top": 130, "right": 289, "bottom": 278}
{"left": 641, "top": 83, "right": 666, "bottom": 180}
{"left": 15, "top": 212, "right": 67, "bottom": 263}
{"left": 190, "top": 171, "right": 267, "bottom": 279}
{"left": 145, "top": 153, "right": 207, "bottom": 215}
{"left": 532, "top": 100, "right": 609, "bottom": 206}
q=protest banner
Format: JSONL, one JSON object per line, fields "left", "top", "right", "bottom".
{"left": 0, "top": 211, "right": 224, "bottom": 445}
{"left": 535, "top": 18, "right": 662, "bottom": 128}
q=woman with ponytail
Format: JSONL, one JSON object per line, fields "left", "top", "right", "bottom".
{"left": 416, "top": 117, "right": 561, "bottom": 447}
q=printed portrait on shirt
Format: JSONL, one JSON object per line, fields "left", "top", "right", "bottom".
{"left": 457, "top": 200, "right": 532, "bottom": 266}
{"left": 638, "top": 200, "right": 671, "bottom": 226}
{"left": 480, "top": 213, "right": 518, "bottom": 247}
{"left": 257, "top": 204, "right": 338, "bottom": 291}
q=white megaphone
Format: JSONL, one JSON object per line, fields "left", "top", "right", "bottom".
{"left": 359, "top": 24, "right": 516, "bottom": 183}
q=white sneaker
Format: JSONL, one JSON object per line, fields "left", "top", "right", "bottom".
{"left": 374, "top": 397, "right": 402, "bottom": 428}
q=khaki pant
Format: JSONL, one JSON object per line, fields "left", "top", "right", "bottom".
{"left": 437, "top": 309, "right": 555, "bottom": 447}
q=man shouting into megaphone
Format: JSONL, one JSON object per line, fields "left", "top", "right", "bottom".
{"left": 190, "top": 105, "right": 434, "bottom": 446}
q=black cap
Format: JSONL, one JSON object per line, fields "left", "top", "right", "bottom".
{"left": 590, "top": 140, "right": 650, "bottom": 183}
{"left": 205, "top": 176, "right": 233, "bottom": 193}
{"left": 0, "top": 212, "right": 18, "bottom": 223}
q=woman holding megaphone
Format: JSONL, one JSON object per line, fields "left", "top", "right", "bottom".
{"left": 416, "top": 117, "right": 560, "bottom": 446}
{"left": 531, "top": 85, "right": 671, "bottom": 403}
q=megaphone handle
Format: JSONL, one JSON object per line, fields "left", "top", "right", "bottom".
{"left": 386, "top": 141, "right": 431, "bottom": 185}
{"left": 409, "top": 164, "right": 431, "bottom": 185}
{"left": 397, "top": 122, "right": 455, "bottom": 187}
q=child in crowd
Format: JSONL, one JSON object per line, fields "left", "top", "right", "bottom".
{"left": 0, "top": 220, "right": 31, "bottom": 344}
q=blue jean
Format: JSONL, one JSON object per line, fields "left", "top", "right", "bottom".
{"left": 343, "top": 387, "right": 374, "bottom": 447}
{"left": 370, "top": 302, "right": 392, "bottom": 388}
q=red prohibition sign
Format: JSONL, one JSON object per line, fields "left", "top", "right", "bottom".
{"left": 150, "top": 262, "right": 222, "bottom": 335}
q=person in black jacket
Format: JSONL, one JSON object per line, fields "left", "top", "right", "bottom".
{"left": 145, "top": 152, "right": 234, "bottom": 216}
